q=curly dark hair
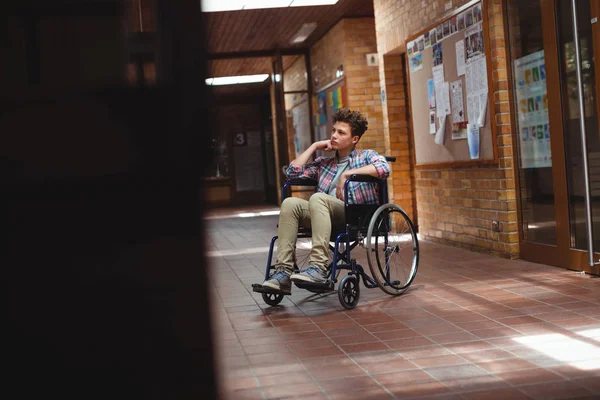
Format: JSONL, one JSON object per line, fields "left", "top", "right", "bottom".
{"left": 332, "top": 108, "right": 368, "bottom": 138}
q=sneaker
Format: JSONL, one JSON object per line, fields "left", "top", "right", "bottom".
{"left": 262, "top": 270, "right": 291, "bottom": 293}
{"left": 291, "top": 265, "right": 329, "bottom": 284}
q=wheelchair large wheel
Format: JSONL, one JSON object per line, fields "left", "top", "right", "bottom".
{"left": 366, "top": 204, "right": 419, "bottom": 295}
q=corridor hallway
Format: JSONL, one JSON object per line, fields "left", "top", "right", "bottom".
{"left": 206, "top": 210, "right": 600, "bottom": 400}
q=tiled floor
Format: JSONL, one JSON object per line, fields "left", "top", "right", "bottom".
{"left": 206, "top": 210, "right": 600, "bottom": 400}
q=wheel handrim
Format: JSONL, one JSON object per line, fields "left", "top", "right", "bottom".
{"left": 366, "top": 205, "right": 419, "bottom": 295}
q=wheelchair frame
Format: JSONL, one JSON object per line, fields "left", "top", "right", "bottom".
{"left": 252, "top": 156, "right": 419, "bottom": 309}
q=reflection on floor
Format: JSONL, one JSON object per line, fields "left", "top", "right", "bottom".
{"left": 206, "top": 211, "right": 600, "bottom": 400}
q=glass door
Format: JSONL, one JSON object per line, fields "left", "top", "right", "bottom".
{"left": 508, "top": 0, "right": 557, "bottom": 248}
{"left": 556, "top": 0, "right": 600, "bottom": 273}
{"left": 508, "top": 0, "right": 600, "bottom": 274}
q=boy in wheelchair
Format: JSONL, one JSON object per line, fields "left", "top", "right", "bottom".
{"left": 261, "top": 108, "right": 390, "bottom": 294}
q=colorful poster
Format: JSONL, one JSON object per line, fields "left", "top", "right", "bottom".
{"left": 331, "top": 87, "right": 344, "bottom": 110}
{"left": 427, "top": 79, "right": 436, "bottom": 110}
{"left": 473, "top": 3, "right": 483, "bottom": 24}
{"left": 316, "top": 91, "right": 327, "bottom": 125}
{"left": 443, "top": 20, "right": 450, "bottom": 37}
{"left": 450, "top": 16, "right": 458, "bottom": 35}
{"left": 465, "top": 23, "right": 484, "bottom": 61}
{"left": 430, "top": 28, "right": 437, "bottom": 45}
{"left": 458, "top": 12, "right": 465, "bottom": 30}
{"left": 436, "top": 24, "right": 444, "bottom": 42}
{"left": 292, "top": 100, "right": 312, "bottom": 158}
{"left": 465, "top": 8, "right": 473, "bottom": 27}
{"left": 514, "top": 50, "right": 551, "bottom": 169}
{"left": 410, "top": 53, "right": 424, "bottom": 73}
{"left": 417, "top": 35, "right": 425, "bottom": 52}
{"left": 433, "top": 43, "right": 443, "bottom": 66}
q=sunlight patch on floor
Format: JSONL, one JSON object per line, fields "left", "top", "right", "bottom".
{"left": 513, "top": 332, "right": 600, "bottom": 371}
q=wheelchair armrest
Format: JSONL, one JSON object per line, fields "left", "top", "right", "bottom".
{"left": 348, "top": 174, "right": 380, "bottom": 183}
{"left": 286, "top": 178, "right": 318, "bottom": 186}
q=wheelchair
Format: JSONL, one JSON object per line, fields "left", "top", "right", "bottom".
{"left": 252, "top": 157, "right": 419, "bottom": 309}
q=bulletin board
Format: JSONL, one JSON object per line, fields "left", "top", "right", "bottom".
{"left": 406, "top": 0, "right": 497, "bottom": 168}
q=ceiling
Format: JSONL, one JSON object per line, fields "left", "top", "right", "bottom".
{"left": 205, "top": 0, "right": 374, "bottom": 78}
{"left": 209, "top": 55, "right": 302, "bottom": 78}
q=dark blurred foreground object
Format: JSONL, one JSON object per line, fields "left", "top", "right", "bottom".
{"left": 2, "top": 1, "right": 216, "bottom": 399}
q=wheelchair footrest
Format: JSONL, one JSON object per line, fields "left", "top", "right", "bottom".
{"left": 252, "top": 283, "right": 291, "bottom": 296}
{"left": 294, "top": 280, "right": 334, "bottom": 293}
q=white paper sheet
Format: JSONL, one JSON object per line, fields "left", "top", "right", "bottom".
{"left": 432, "top": 64, "right": 444, "bottom": 86}
{"left": 456, "top": 40, "right": 466, "bottom": 76}
{"left": 435, "top": 84, "right": 446, "bottom": 117}
{"left": 435, "top": 116, "right": 446, "bottom": 145}
{"left": 442, "top": 82, "right": 451, "bottom": 116}
{"left": 477, "top": 92, "right": 488, "bottom": 127}
{"left": 465, "top": 54, "right": 489, "bottom": 126}
{"left": 429, "top": 110, "right": 436, "bottom": 134}
{"left": 450, "top": 80, "right": 465, "bottom": 123}
{"left": 467, "top": 123, "right": 480, "bottom": 159}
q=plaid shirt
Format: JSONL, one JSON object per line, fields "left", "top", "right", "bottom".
{"left": 286, "top": 148, "right": 390, "bottom": 205}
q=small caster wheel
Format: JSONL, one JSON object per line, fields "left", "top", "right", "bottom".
{"left": 262, "top": 292, "right": 284, "bottom": 306}
{"left": 338, "top": 275, "right": 360, "bottom": 310}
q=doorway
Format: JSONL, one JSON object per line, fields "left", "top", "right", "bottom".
{"left": 508, "top": 0, "right": 600, "bottom": 274}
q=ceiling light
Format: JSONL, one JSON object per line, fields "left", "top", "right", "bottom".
{"left": 290, "top": 22, "right": 317, "bottom": 44}
{"left": 205, "top": 74, "right": 269, "bottom": 85}
{"left": 201, "top": 0, "right": 245, "bottom": 12}
{"left": 244, "top": 0, "right": 293, "bottom": 10}
{"left": 290, "top": 0, "right": 339, "bottom": 6}
{"left": 200, "top": 0, "right": 339, "bottom": 12}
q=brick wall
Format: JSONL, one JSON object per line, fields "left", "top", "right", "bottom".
{"left": 310, "top": 18, "right": 387, "bottom": 155}
{"left": 374, "top": 0, "right": 473, "bottom": 55}
{"left": 380, "top": 53, "right": 416, "bottom": 222}
{"left": 310, "top": 21, "right": 345, "bottom": 91}
{"left": 344, "top": 18, "right": 387, "bottom": 158}
{"left": 283, "top": 55, "right": 307, "bottom": 92}
{"left": 374, "top": 0, "right": 519, "bottom": 258}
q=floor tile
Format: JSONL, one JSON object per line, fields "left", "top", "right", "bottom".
{"left": 495, "top": 368, "right": 565, "bottom": 386}
{"left": 460, "top": 387, "right": 533, "bottom": 400}
{"left": 386, "top": 381, "right": 452, "bottom": 398}
{"left": 517, "top": 380, "right": 593, "bottom": 400}
{"left": 424, "top": 363, "right": 489, "bottom": 381}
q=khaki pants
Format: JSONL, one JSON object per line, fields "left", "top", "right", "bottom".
{"left": 276, "top": 192, "right": 345, "bottom": 274}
